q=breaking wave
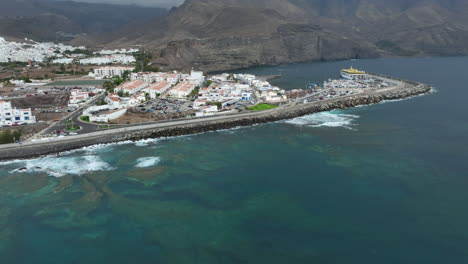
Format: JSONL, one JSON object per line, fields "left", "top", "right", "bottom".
{"left": 135, "top": 157, "right": 161, "bottom": 168}
{"left": 134, "top": 138, "right": 160, "bottom": 147}
{"left": 6, "top": 155, "right": 114, "bottom": 177}
{"left": 284, "top": 111, "right": 360, "bottom": 129}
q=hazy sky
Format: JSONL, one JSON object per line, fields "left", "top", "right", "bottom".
{"left": 70, "top": 0, "right": 185, "bottom": 8}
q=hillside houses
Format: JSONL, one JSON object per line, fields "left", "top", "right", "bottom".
{"left": 0, "top": 37, "right": 80, "bottom": 63}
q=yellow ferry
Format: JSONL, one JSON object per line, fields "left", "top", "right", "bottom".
{"left": 340, "top": 66, "right": 367, "bottom": 80}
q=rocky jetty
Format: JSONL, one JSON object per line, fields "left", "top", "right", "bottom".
{"left": 0, "top": 79, "right": 431, "bottom": 161}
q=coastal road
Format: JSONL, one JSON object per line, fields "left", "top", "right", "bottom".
{"left": 29, "top": 94, "right": 105, "bottom": 139}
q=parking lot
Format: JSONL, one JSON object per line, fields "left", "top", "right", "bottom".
{"left": 135, "top": 99, "right": 193, "bottom": 114}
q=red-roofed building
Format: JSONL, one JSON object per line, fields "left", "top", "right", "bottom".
{"left": 114, "top": 81, "right": 148, "bottom": 95}
{"left": 144, "top": 81, "right": 172, "bottom": 99}
{"left": 168, "top": 82, "right": 196, "bottom": 98}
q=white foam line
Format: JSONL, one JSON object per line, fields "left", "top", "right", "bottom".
{"left": 135, "top": 157, "right": 161, "bottom": 168}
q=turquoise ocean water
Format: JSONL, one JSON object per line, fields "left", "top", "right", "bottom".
{"left": 1, "top": 57, "right": 468, "bottom": 263}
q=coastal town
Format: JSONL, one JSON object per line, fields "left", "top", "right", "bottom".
{"left": 0, "top": 35, "right": 430, "bottom": 157}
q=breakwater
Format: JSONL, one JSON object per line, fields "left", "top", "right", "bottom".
{"left": 0, "top": 78, "right": 431, "bottom": 161}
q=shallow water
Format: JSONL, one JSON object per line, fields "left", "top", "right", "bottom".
{"left": 1, "top": 57, "right": 468, "bottom": 263}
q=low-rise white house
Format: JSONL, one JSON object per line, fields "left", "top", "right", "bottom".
{"left": 242, "top": 91, "right": 253, "bottom": 101}
{"left": 193, "top": 99, "right": 208, "bottom": 110}
{"left": 0, "top": 101, "right": 36, "bottom": 126}
{"left": 105, "top": 93, "right": 122, "bottom": 108}
{"left": 195, "top": 105, "right": 218, "bottom": 117}
{"left": 85, "top": 106, "right": 128, "bottom": 123}
{"left": 68, "top": 89, "right": 90, "bottom": 107}
{"left": 124, "top": 92, "right": 146, "bottom": 107}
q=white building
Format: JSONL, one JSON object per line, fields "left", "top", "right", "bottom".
{"left": 234, "top": 74, "right": 256, "bottom": 85}
{"left": 188, "top": 70, "right": 205, "bottom": 85}
{"left": 210, "top": 73, "right": 230, "bottom": 82}
{"left": 195, "top": 105, "right": 218, "bottom": 117}
{"left": 242, "top": 91, "right": 253, "bottom": 101}
{"left": 105, "top": 93, "right": 122, "bottom": 108}
{"left": 94, "top": 66, "right": 134, "bottom": 78}
{"left": 168, "top": 82, "right": 196, "bottom": 98}
{"left": 114, "top": 81, "right": 148, "bottom": 95}
{"left": 161, "top": 73, "right": 180, "bottom": 85}
{"left": 52, "top": 58, "right": 74, "bottom": 64}
{"left": 130, "top": 72, "right": 160, "bottom": 83}
{"left": 0, "top": 101, "right": 36, "bottom": 126}
{"left": 193, "top": 99, "right": 208, "bottom": 109}
{"left": 68, "top": 89, "right": 90, "bottom": 107}
{"left": 123, "top": 92, "right": 146, "bottom": 107}
{"left": 0, "top": 37, "right": 81, "bottom": 63}
{"left": 144, "top": 81, "right": 172, "bottom": 99}
{"left": 79, "top": 55, "right": 136, "bottom": 65}
{"left": 198, "top": 82, "right": 250, "bottom": 102}
{"left": 86, "top": 107, "right": 128, "bottom": 123}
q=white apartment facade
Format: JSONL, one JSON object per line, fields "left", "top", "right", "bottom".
{"left": 0, "top": 101, "right": 36, "bottom": 126}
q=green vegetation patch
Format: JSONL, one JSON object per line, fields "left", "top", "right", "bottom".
{"left": 189, "top": 86, "right": 200, "bottom": 98}
{"left": 65, "top": 124, "right": 80, "bottom": 131}
{"left": 248, "top": 104, "right": 278, "bottom": 111}
{"left": 0, "top": 130, "right": 22, "bottom": 144}
{"left": 80, "top": 116, "right": 90, "bottom": 122}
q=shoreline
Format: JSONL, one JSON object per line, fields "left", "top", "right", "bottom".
{"left": 0, "top": 74, "right": 431, "bottom": 161}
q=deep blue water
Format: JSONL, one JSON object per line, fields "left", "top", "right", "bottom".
{"left": 0, "top": 57, "right": 468, "bottom": 263}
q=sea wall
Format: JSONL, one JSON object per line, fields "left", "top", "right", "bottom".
{"left": 0, "top": 81, "right": 431, "bottom": 161}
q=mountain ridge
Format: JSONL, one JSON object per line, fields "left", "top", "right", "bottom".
{"left": 0, "top": 0, "right": 167, "bottom": 42}
{"left": 90, "top": 0, "right": 468, "bottom": 71}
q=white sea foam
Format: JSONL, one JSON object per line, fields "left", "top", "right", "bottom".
{"left": 135, "top": 157, "right": 161, "bottom": 168}
{"left": 285, "top": 111, "right": 360, "bottom": 129}
{"left": 7, "top": 155, "right": 114, "bottom": 177}
{"left": 134, "top": 138, "right": 160, "bottom": 147}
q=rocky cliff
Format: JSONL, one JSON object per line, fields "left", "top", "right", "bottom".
{"left": 0, "top": 0, "right": 167, "bottom": 41}
{"left": 99, "top": 0, "right": 468, "bottom": 71}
